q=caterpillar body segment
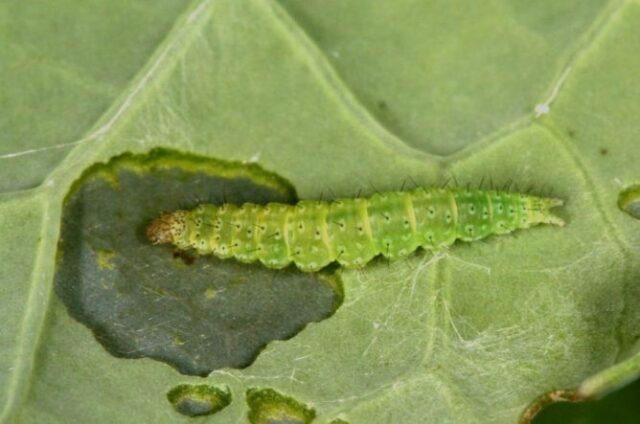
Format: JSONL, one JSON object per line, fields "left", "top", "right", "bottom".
{"left": 147, "top": 188, "right": 564, "bottom": 272}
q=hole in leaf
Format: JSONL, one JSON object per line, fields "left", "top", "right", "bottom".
{"left": 246, "top": 388, "right": 316, "bottom": 424}
{"left": 618, "top": 185, "right": 640, "bottom": 220}
{"left": 531, "top": 377, "right": 640, "bottom": 423}
{"left": 54, "top": 149, "right": 343, "bottom": 376}
{"left": 167, "top": 384, "right": 231, "bottom": 417}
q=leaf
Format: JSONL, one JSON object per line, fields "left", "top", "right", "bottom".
{"left": 1, "top": 0, "right": 639, "bottom": 423}
{"left": 0, "top": 0, "right": 192, "bottom": 191}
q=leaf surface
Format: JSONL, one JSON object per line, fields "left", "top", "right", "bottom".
{"left": 1, "top": 0, "right": 639, "bottom": 422}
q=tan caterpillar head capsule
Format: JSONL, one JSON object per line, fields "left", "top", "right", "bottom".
{"left": 147, "top": 211, "right": 186, "bottom": 245}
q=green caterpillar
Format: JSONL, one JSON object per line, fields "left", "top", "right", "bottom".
{"left": 147, "top": 188, "right": 564, "bottom": 272}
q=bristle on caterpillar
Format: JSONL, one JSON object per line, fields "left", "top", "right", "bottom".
{"left": 147, "top": 188, "right": 564, "bottom": 272}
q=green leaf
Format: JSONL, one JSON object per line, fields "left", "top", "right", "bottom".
{"left": 1, "top": 0, "right": 639, "bottom": 423}
{"left": 0, "top": 0, "right": 192, "bottom": 191}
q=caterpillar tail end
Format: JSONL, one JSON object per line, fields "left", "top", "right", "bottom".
{"left": 541, "top": 198, "right": 565, "bottom": 227}
{"left": 146, "top": 213, "right": 177, "bottom": 245}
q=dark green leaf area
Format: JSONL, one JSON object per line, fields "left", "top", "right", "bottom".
{"left": 54, "top": 152, "right": 342, "bottom": 376}
{"left": 167, "top": 384, "right": 231, "bottom": 417}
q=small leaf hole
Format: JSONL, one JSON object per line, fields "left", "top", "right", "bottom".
{"left": 167, "top": 384, "right": 231, "bottom": 417}
{"left": 618, "top": 185, "right": 640, "bottom": 220}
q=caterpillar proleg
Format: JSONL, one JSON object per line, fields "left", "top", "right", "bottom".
{"left": 147, "top": 188, "right": 564, "bottom": 272}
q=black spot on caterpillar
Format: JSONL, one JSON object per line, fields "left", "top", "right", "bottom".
{"left": 147, "top": 188, "right": 564, "bottom": 272}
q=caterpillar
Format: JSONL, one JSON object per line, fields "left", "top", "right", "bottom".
{"left": 147, "top": 188, "right": 564, "bottom": 272}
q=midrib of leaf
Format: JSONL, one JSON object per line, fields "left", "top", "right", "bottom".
{"left": 0, "top": 0, "right": 216, "bottom": 420}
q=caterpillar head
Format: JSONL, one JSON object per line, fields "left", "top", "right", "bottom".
{"left": 146, "top": 211, "right": 186, "bottom": 245}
